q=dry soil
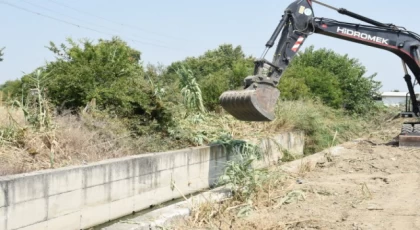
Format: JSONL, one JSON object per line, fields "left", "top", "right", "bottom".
{"left": 175, "top": 121, "right": 420, "bottom": 230}
{"left": 219, "top": 127, "right": 420, "bottom": 230}
{"left": 243, "top": 139, "right": 420, "bottom": 230}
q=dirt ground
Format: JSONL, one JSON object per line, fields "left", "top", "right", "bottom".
{"left": 174, "top": 119, "right": 420, "bottom": 230}
{"left": 243, "top": 139, "right": 420, "bottom": 230}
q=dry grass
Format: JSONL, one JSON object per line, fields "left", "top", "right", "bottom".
{"left": 170, "top": 165, "right": 305, "bottom": 230}
{"left": 0, "top": 106, "right": 139, "bottom": 176}
{"left": 0, "top": 106, "right": 26, "bottom": 127}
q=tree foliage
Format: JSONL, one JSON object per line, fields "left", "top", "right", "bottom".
{"left": 280, "top": 66, "right": 343, "bottom": 108}
{"left": 1, "top": 38, "right": 382, "bottom": 134}
{"left": 168, "top": 44, "right": 254, "bottom": 110}
{"left": 169, "top": 44, "right": 252, "bottom": 81}
{"left": 279, "top": 46, "right": 382, "bottom": 114}
{"left": 0, "top": 47, "right": 4, "bottom": 62}
{"left": 0, "top": 79, "right": 23, "bottom": 99}
{"left": 44, "top": 37, "right": 141, "bottom": 111}
{"left": 29, "top": 37, "right": 174, "bottom": 131}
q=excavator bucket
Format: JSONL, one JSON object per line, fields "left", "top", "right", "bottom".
{"left": 219, "top": 83, "right": 280, "bottom": 121}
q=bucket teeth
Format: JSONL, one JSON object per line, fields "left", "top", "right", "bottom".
{"left": 219, "top": 84, "right": 280, "bottom": 122}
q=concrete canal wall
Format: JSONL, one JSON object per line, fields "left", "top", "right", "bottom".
{"left": 0, "top": 131, "right": 304, "bottom": 230}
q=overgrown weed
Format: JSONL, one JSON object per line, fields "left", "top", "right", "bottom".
{"left": 169, "top": 99, "right": 401, "bottom": 229}
{"left": 0, "top": 91, "right": 401, "bottom": 176}
{"left": 271, "top": 98, "right": 401, "bottom": 155}
{"left": 172, "top": 155, "right": 299, "bottom": 229}
{"left": 170, "top": 137, "right": 309, "bottom": 229}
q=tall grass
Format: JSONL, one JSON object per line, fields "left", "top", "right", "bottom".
{"left": 272, "top": 98, "right": 402, "bottom": 154}
{"left": 271, "top": 98, "right": 364, "bottom": 154}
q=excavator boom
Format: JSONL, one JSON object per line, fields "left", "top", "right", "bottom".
{"left": 219, "top": 0, "right": 420, "bottom": 122}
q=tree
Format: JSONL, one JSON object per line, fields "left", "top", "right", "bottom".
{"left": 279, "top": 46, "right": 382, "bottom": 114}
{"left": 280, "top": 66, "right": 343, "bottom": 108}
{"left": 36, "top": 37, "right": 173, "bottom": 128}
{"left": 0, "top": 47, "right": 4, "bottom": 62}
{"left": 43, "top": 37, "right": 139, "bottom": 112}
{"left": 167, "top": 44, "right": 255, "bottom": 110}
{"left": 168, "top": 44, "right": 253, "bottom": 81}
{"left": 0, "top": 79, "right": 24, "bottom": 101}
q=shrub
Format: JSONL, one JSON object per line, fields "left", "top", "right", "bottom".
{"left": 279, "top": 45, "right": 382, "bottom": 115}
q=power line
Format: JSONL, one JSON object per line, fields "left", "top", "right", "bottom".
{"left": 47, "top": 0, "right": 188, "bottom": 41}
{"left": 19, "top": 0, "right": 169, "bottom": 45}
{"left": 0, "top": 1, "right": 175, "bottom": 49}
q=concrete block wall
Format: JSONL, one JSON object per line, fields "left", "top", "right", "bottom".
{"left": 0, "top": 131, "right": 304, "bottom": 230}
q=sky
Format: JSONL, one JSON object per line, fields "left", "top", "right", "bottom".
{"left": 1, "top": 0, "right": 420, "bottom": 92}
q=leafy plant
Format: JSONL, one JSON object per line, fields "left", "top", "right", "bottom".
{"left": 0, "top": 79, "right": 24, "bottom": 101}
{"left": 216, "top": 137, "right": 268, "bottom": 217}
{"left": 279, "top": 45, "right": 382, "bottom": 115}
{"left": 21, "top": 68, "right": 53, "bottom": 131}
{"left": 168, "top": 44, "right": 254, "bottom": 111}
{"left": 175, "top": 65, "right": 206, "bottom": 115}
{"left": 0, "top": 47, "right": 4, "bottom": 62}
{"left": 219, "top": 154, "right": 267, "bottom": 203}
{"left": 41, "top": 37, "right": 162, "bottom": 121}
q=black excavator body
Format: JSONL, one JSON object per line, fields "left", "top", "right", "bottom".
{"left": 220, "top": 0, "right": 314, "bottom": 121}
{"left": 219, "top": 0, "right": 420, "bottom": 126}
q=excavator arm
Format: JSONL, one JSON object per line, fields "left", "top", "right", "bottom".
{"left": 219, "top": 0, "right": 420, "bottom": 121}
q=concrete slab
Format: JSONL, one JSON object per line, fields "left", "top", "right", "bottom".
{"left": 47, "top": 212, "right": 81, "bottom": 230}
{"left": 48, "top": 189, "right": 82, "bottom": 218}
{"left": 98, "top": 187, "right": 231, "bottom": 230}
{"left": 8, "top": 198, "right": 47, "bottom": 230}
{"left": 47, "top": 168, "right": 83, "bottom": 196}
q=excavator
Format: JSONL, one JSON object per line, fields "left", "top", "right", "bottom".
{"left": 219, "top": 0, "right": 420, "bottom": 147}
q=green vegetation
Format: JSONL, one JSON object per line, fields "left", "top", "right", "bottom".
{"left": 167, "top": 44, "right": 254, "bottom": 111}
{"left": 273, "top": 98, "right": 396, "bottom": 155}
{"left": 175, "top": 64, "right": 206, "bottom": 115}
{"left": 0, "top": 35, "right": 397, "bottom": 176}
{"left": 0, "top": 47, "right": 4, "bottom": 62}
{"left": 279, "top": 45, "right": 382, "bottom": 115}
{"left": 44, "top": 38, "right": 165, "bottom": 123}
